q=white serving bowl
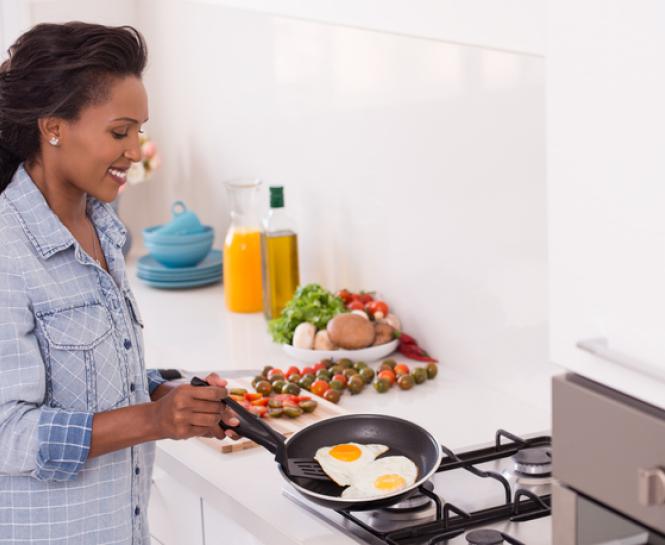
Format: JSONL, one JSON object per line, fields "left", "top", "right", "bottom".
{"left": 281, "top": 339, "right": 399, "bottom": 364}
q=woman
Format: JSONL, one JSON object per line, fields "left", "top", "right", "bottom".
{"left": 0, "top": 22, "right": 239, "bottom": 544}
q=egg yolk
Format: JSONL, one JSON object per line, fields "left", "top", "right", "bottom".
{"left": 374, "top": 474, "right": 407, "bottom": 491}
{"left": 330, "top": 444, "right": 362, "bottom": 461}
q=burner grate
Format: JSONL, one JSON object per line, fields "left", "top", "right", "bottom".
{"left": 334, "top": 429, "right": 552, "bottom": 545}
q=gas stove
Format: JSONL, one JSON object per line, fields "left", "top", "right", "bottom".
{"left": 283, "top": 429, "right": 552, "bottom": 545}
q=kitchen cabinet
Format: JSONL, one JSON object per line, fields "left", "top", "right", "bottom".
{"left": 148, "top": 466, "right": 204, "bottom": 545}
{"left": 547, "top": 0, "right": 665, "bottom": 409}
{"left": 202, "top": 502, "right": 264, "bottom": 545}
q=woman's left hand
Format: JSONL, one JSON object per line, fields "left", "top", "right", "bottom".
{"left": 202, "top": 372, "right": 241, "bottom": 441}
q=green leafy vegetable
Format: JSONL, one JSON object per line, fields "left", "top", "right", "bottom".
{"left": 268, "top": 284, "right": 347, "bottom": 344}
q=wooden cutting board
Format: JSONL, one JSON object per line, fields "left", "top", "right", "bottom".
{"left": 197, "top": 376, "right": 348, "bottom": 454}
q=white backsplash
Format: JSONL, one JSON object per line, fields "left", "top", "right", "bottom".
{"left": 24, "top": 1, "right": 552, "bottom": 409}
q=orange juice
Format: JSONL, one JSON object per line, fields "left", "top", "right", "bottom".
{"left": 223, "top": 228, "right": 263, "bottom": 312}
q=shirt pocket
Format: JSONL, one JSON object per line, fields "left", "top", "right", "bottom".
{"left": 38, "top": 303, "right": 128, "bottom": 411}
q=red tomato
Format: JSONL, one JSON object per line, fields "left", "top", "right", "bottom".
{"left": 394, "top": 364, "right": 410, "bottom": 376}
{"left": 358, "top": 292, "right": 374, "bottom": 304}
{"left": 295, "top": 395, "right": 312, "bottom": 402}
{"left": 251, "top": 397, "right": 270, "bottom": 406}
{"left": 244, "top": 392, "right": 263, "bottom": 402}
{"left": 366, "top": 300, "right": 389, "bottom": 317}
{"left": 301, "top": 366, "right": 314, "bottom": 376}
{"left": 311, "top": 380, "right": 331, "bottom": 397}
{"left": 285, "top": 366, "right": 301, "bottom": 378}
{"left": 268, "top": 368, "right": 284, "bottom": 380}
{"left": 347, "top": 301, "right": 365, "bottom": 311}
{"left": 312, "top": 362, "right": 326, "bottom": 372}
{"left": 332, "top": 373, "right": 348, "bottom": 385}
{"left": 337, "top": 289, "right": 353, "bottom": 304}
{"left": 250, "top": 406, "right": 268, "bottom": 418}
{"left": 378, "top": 369, "right": 396, "bottom": 385}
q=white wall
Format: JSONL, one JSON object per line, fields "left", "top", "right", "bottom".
{"left": 125, "top": 1, "right": 549, "bottom": 408}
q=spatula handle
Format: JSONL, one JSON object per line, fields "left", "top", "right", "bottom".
{"left": 190, "top": 377, "right": 287, "bottom": 458}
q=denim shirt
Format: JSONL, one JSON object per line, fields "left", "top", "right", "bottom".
{"left": 0, "top": 165, "right": 166, "bottom": 544}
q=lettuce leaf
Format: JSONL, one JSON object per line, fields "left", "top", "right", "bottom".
{"left": 268, "top": 283, "right": 347, "bottom": 344}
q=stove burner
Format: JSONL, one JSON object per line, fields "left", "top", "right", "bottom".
{"left": 512, "top": 447, "right": 551, "bottom": 476}
{"left": 369, "top": 482, "right": 437, "bottom": 524}
{"left": 466, "top": 529, "right": 504, "bottom": 545}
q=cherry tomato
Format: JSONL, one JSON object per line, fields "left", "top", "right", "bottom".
{"left": 285, "top": 366, "right": 301, "bottom": 378}
{"left": 250, "top": 406, "right": 268, "bottom": 418}
{"left": 268, "top": 368, "right": 284, "bottom": 380}
{"left": 295, "top": 395, "right": 312, "bottom": 402}
{"left": 358, "top": 292, "right": 374, "bottom": 304}
{"left": 312, "top": 362, "right": 326, "bottom": 372}
{"left": 251, "top": 397, "right": 270, "bottom": 406}
{"left": 337, "top": 289, "right": 353, "bottom": 304}
{"left": 244, "top": 392, "right": 263, "bottom": 402}
{"left": 394, "top": 364, "right": 410, "bottom": 376}
{"left": 366, "top": 300, "right": 389, "bottom": 317}
{"left": 311, "top": 380, "right": 331, "bottom": 397}
{"left": 377, "top": 369, "right": 396, "bottom": 386}
{"left": 332, "top": 373, "right": 348, "bottom": 385}
{"left": 347, "top": 301, "right": 365, "bottom": 311}
{"left": 301, "top": 366, "right": 314, "bottom": 376}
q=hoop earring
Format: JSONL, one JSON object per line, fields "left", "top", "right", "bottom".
{"left": 49, "top": 136, "right": 60, "bottom": 146}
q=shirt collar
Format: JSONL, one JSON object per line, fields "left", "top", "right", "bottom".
{"left": 4, "top": 163, "right": 127, "bottom": 259}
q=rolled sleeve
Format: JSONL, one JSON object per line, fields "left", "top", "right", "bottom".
{"left": 146, "top": 369, "right": 167, "bottom": 396}
{"left": 34, "top": 407, "right": 93, "bottom": 481}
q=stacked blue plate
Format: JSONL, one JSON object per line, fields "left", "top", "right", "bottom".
{"left": 137, "top": 249, "right": 222, "bottom": 289}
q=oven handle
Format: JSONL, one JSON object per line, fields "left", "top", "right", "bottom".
{"left": 576, "top": 337, "right": 665, "bottom": 383}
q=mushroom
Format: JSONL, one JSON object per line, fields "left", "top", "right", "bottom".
{"left": 292, "top": 322, "right": 316, "bottom": 349}
{"left": 326, "top": 313, "right": 375, "bottom": 349}
{"left": 314, "top": 330, "right": 337, "bottom": 350}
{"left": 373, "top": 322, "right": 395, "bottom": 346}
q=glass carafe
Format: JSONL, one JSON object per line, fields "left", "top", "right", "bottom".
{"left": 223, "top": 179, "right": 263, "bottom": 312}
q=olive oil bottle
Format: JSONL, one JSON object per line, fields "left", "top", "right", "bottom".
{"left": 261, "top": 186, "right": 300, "bottom": 319}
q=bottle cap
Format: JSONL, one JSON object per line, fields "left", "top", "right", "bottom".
{"left": 270, "top": 186, "right": 284, "bottom": 208}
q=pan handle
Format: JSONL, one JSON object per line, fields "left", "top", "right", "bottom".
{"left": 190, "top": 377, "right": 287, "bottom": 460}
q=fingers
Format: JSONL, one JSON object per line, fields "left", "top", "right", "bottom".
{"left": 204, "top": 372, "right": 227, "bottom": 388}
{"left": 189, "top": 412, "right": 224, "bottom": 428}
{"left": 220, "top": 407, "right": 240, "bottom": 427}
{"left": 188, "top": 398, "right": 226, "bottom": 415}
{"left": 186, "top": 384, "right": 228, "bottom": 402}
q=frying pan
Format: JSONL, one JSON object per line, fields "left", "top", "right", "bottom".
{"left": 192, "top": 377, "right": 442, "bottom": 510}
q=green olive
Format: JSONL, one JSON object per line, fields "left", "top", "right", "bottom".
{"left": 411, "top": 368, "right": 428, "bottom": 384}
{"left": 323, "top": 389, "right": 341, "bottom": 403}
{"left": 347, "top": 376, "right": 365, "bottom": 394}
{"left": 397, "top": 374, "right": 415, "bottom": 390}
{"left": 268, "top": 408, "right": 283, "bottom": 418}
{"left": 255, "top": 380, "right": 272, "bottom": 396}
{"left": 271, "top": 379, "right": 286, "bottom": 394}
{"left": 373, "top": 378, "right": 391, "bottom": 393}
{"left": 359, "top": 367, "right": 375, "bottom": 384}
{"left": 282, "top": 382, "right": 301, "bottom": 396}
{"left": 298, "top": 399, "right": 318, "bottom": 413}
{"left": 283, "top": 406, "right": 304, "bottom": 418}
{"left": 426, "top": 363, "right": 438, "bottom": 379}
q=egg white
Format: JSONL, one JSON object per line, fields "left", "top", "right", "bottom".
{"left": 314, "top": 443, "right": 389, "bottom": 486}
{"left": 341, "top": 456, "right": 418, "bottom": 499}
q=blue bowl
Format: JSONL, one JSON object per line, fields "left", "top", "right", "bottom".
{"left": 143, "top": 226, "right": 214, "bottom": 268}
{"left": 143, "top": 225, "right": 214, "bottom": 245}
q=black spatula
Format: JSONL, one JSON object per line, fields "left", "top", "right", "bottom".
{"left": 190, "top": 377, "right": 331, "bottom": 481}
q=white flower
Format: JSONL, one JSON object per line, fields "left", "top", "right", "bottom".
{"left": 127, "top": 161, "right": 146, "bottom": 185}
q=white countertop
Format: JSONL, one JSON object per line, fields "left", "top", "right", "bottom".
{"left": 127, "top": 257, "right": 558, "bottom": 544}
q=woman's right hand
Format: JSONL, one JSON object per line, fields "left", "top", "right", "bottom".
{"left": 152, "top": 382, "right": 236, "bottom": 440}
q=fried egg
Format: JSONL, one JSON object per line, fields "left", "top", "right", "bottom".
{"left": 341, "top": 456, "right": 418, "bottom": 499}
{"left": 314, "top": 443, "right": 389, "bottom": 486}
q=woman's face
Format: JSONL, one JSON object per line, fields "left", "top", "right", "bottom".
{"left": 57, "top": 75, "right": 149, "bottom": 203}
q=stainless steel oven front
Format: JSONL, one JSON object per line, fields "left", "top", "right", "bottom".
{"left": 552, "top": 374, "right": 665, "bottom": 544}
